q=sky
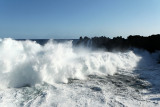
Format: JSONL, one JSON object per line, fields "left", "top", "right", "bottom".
{"left": 0, "top": 0, "right": 160, "bottom": 39}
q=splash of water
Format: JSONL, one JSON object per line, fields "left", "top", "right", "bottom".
{"left": 0, "top": 38, "right": 141, "bottom": 88}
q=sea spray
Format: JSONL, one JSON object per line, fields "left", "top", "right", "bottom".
{"left": 0, "top": 38, "right": 141, "bottom": 88}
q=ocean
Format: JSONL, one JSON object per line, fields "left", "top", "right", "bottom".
{"left": 0, "top": 38, "right": 160, "bottom": 107}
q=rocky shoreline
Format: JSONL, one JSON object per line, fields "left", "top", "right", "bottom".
{"left": 76, "top": 34, "right": 160, "bottom": 53}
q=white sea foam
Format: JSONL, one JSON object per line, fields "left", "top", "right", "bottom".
{"left": 0, "top": 38, "right": 160, "bottom": 107}
{"left": 0, "top": 38, "right": 141, "bottom": 88}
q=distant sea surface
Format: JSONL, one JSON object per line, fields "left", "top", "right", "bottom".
{"left": 15, "top": 39, "right": 79, "bottom": 45}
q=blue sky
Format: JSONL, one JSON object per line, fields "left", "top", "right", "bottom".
{"left": 0, "top": 0, "right": 160, "bottom": 39}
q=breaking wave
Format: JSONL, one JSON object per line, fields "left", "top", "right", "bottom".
{"left": 0, "top": 38, "right": 142, "bottom": 88}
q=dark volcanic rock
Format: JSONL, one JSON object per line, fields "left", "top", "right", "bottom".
{"left": 76, "top": 34, "right": 160, "bottom": 53}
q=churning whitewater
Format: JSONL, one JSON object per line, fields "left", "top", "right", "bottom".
{"left": 0, "top": 38, "right": 160, "bottom": 107}
{"left": 0, "top": 38, "right": 140, "bottom": 88}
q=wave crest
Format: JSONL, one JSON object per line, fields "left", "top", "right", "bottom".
{"left": 0, "top": 38, "right": 141, "bottom": 88}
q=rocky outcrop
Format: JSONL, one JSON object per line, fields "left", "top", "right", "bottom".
{"left": 76, "top": 34, "right": 160, "bottom": 53}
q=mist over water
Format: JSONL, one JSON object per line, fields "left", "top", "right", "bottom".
{"left": 0, "top": 38, "right": 143, "bottom": 88}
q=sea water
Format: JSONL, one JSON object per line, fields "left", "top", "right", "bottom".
{"left": 0, "top": 38, "right": 160, "bottom": 107}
